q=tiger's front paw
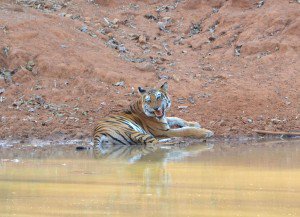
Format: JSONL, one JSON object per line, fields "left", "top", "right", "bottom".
{"left": 188, "top": 121, "right": 201, "bottom": 128}
{"left": 204, "top": 130, "right": 214, "bottom": 138}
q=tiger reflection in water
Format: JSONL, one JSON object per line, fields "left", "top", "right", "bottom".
{"left": 93, "top": 139, "right": 214, "bottom": 164}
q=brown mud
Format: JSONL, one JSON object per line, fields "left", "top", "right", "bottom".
{"left": 0, "top": 0, "right": 299, "bottom": 141}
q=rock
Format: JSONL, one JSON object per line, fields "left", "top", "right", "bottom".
{"left": 107, "top": 32, "right": 113, "bottom": 38}
{"left": 35, "top": 95, "right": 45, "bottom": 105}
{"left": 2, "top": 46, "right": 9, "bottom": 57}
{"left": 162, "top": 17, "right": 172, "bottom": 23}
{"left": 138, "top": 35, "right": 147, "bottom": 44}
{"left": 152, "top": 44, "right": 162, "bottom": 50}
{"left": 188, "top": 96, "right": 195, "bottom": 104}
{"left": 25, "top": 60, "right": 35, "bottom": 71}
{"left": 80, "top": 25, "right": 88, "bottom": 33}
{"left": 1, "top": 69, "right": 13, "bottom": 83}
{"left": 0, "top": 88, "right": 5, "bottom": 94}
{"left": 65, "top": 14, "right": 72, "bottom": 18}
{"left": 173, "top": 74, "right": 180, "bottom": 82}
{"left": 71, "top": 15, "right": 80, "bottom": 20}
{"left": 212, "top": 8, "right": 219, "bottom": 13}
{"left": 158, "top": 22, "right": 166, "bottom": 31}
{"left": 144, "top": 14, "right": 157, "bottom": 21}
{"left": 103, "top": 17, "right": 119, "bottom": 28}
{"left": 117, "top": 44, "right": 127, "bottom": 53}
{"left": 202, "top": 65, "right": 214, "bottom": 71}
{"left": 186, "top": 37, "right": 208, "bottom": 50}
{"left": 219, "top": 119, "right": 226, "bottom": 126}
{"left": 209, "top": 20, "right": 219, "bottom": 33}
{"left": 235, "top": 45, "right": 242, "bottom": 56}
{"left": 177, "top": 98, "right": 186, "bottom": 104}
{"left": 85, "top": 17, "right": 91, "bottom": 22}
{"left": 257, "top": 0, "right": 264, "bottom": 8}
{"left": 241, "top": 117, "right": 253, "bottom": 124}
{"left": 113, "top": 81, "right": 125, "bottom": 87}
{"left": 271, "top": 118, "right": 282, "bottom": 124}
{"left": 28, "top": 108, "right": 35, "bottom": 112}
{"left": 112, "top": 18, "right": 119, "bottom": 25}
{"left": 135, "top": 63, "right": 155, "bottom": 72}
{"left": 189, "top": 23, "right": 201, "bottom": 36}
{"left": 129, "top": 33, "right": 139, "bottom": 40}
{"left": 208, "top": 36, "right": 216, "bottom": 42}
{"left": 178, "top": 105, "right": 188, "bottom": 109}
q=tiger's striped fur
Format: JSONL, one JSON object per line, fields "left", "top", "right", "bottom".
{"left": 93, "top": 82, "right": 214, "bottom": 146}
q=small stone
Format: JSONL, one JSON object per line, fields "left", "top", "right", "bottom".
{"left": 241, "top": 117, "right": 248, "bottom": 124}
{"left": 178, "top": 105, "right": 188, "bottom": 109}
{"left": 112, "top": 18, "right": 119, "bottom": 25}
{"left": 12, "top": 159, "right": 20, "bottom": 163}
{"left": 208, "top": 36, "right": 216, "bottom": 42}
{"left": 212, "top": 8, "right": 219, "bottom": 13}
{"left": 117, "top": 44, "right": 127, "bottom": 53}
{"left": 107, "top": 32, "right": 113, "bottom": 39}
{"left": 35, "top": 95, "right": 45, "bottom": 105}
{"left": 241, "top": 117, "right": 253, "bottom": 124}
{"left": 235, "top": 45, "right": 242, "bottom": 56}
{"left": 129, "top": 33, "right": 139, "bottom": 40}
{"left": 3, "top": 46, "right": 9, "bottom": 57}
{"left": 135, "top": 63, "right": 155, "bottom": 72}
{"left": 85, "top": 17, "right": 91, "bottom": 22}
{"left": 0, "top": 88, "right": 5, "bottom": 94}
{"left": 158, "top": 22, "right": 167, "bottom": 31}
{"left": 189, "top": 23, "right": 201, "bottom": 36}
{"left": 152, "top": 44, "right": 162, "bottom": 50}
{"left": 113, "top": 81, "right": 125, "bottom": 87}
{"left": 188, "top": 96, "right": 195, "bottom": 104}
{"left": 65, "top": 14, "right": 72, "bottom": 18}
{"left": 25, "top": 60, "right": 35, "bottom": 71}
{"left": 32, "top": 67, "right": 38, "bottom": 75}
{"left": 138, "top": 35, "right": 147, "bottom": 44}
{"left": 219, "top": 120, "right": 226, "bottom": 126}
{"left": 28, "top": 108, "right": 35, "bottom": 112}
{"left": 71, "top": 15, "right": 80, "bottom": 20}
{"left": 271, "top": 118, "right": 281, "bottom": 124}
{"left": 144, "top": 14, "right": 157, "bottom": 21}
{"left": 202, "top": 65, "right": 214, "bottom": 71}
{"left": 173, "top": 74, "right": 180, "bottom": 82}
{"left": 257, "top": 0, "right": 264, "bottom": 8}
{"left": 80, "top": 26, "right": 88, "bottom": 33}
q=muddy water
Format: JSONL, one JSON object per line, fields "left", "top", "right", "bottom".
{"left": 0, "top": 139, "right": 299, "bottom": 217}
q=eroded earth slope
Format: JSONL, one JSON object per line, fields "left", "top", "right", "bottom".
{"left": 0, "top": 0, "right": 299, "bottom": 140}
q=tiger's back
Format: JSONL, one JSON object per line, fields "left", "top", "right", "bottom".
{"left": 93, "top": 114, "right": 155, "bottom": 146}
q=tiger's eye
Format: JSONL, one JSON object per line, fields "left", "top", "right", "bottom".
{"left": 156, "top": 92, "right": 162, "bottom": 99}
{"left": 145, "top": 95, "right": 151, "bottom": 103}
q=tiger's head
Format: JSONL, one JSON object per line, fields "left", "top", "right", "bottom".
{"left": 138, "top": 82, "right": 171, "bottom": 119}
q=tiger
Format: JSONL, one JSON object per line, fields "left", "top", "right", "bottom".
{"left": 93, "top": 82, "right": 214, "bottom": 146}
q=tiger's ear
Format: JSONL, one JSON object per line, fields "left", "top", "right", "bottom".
{"left": 138, "top": 86, "right": 146, "bottom": 95}
{"left": 160, "top": 82, "right": 168, "bottom": 92}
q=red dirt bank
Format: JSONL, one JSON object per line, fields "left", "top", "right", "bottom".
{"left": 0, "top": 0, "right": 299, "bottom": 141}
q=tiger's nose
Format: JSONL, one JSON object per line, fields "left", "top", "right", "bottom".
{"left": 153, "top": 106, "right": 160, "bottom": 111}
